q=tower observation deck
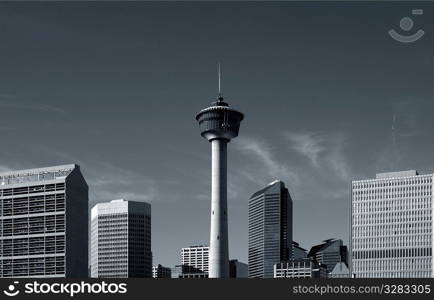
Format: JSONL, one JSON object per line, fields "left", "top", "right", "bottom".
{"left": 195, "top": 67, "right": 244, "bottom": 278}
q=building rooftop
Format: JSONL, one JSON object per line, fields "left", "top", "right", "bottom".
{"left": 0, "top": 164, "right": 77, "bottom": 186}
{"left": 376, "top": 170, "right": 419, "bottom": 179}
{"left": 249, "top": 180, "right": 284, "bottom": 199}
{"left": 91, "top": 199, "right": 151, "bottom": 219}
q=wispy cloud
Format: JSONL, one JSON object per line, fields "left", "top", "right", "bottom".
{"left": 24, "top": 146, "right": 158, "bottom": 205}
{"left": 234, "top": 136, "right": 299, "bottom": 185}
{"left": 283, "top": 132, "right": 325, "bottom": 167}
{"left": 86, "top": 161, "right": 158, "bottom": 205}
{"left": 283, "top": 131, "right": 351, "bottom": 181}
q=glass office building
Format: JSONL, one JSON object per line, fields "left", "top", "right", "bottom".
{"left": 248, "top": 180, "right": 293, "bottom": 278}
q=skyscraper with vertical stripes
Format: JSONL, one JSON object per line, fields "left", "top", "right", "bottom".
{"left": 248, "top": 180, "right": 293, "bottom": 278}
{"left": 90, "top": 199, "right": 152, "bottom": 278}
{"left": 351, "top": 170, "right": 433, "bottom": 278}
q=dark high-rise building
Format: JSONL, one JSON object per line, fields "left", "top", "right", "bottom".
{"left": 90, "top": 199, "right": 152, "bottom": 278}
{"left": 248, "top": 180, "right": 293, "bottom": 278}
{"left": 308, "top": 239, "right": 348, "bottom": 274}
{"left": 0, "top": 164, "right": 88, "bottom": 278}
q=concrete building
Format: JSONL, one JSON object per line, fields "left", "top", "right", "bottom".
{"left": 195, "top": 67, "right": 244, "bottom": 278}
{"left": 308, "top": 239, "right": 348, "bottom": 274}
{"left": 90, "top": 199, "right": 151, "bottom": 278}
{"left": 0, "top": 164, "right": 88, "bottom": 278}
{"left": 229, "top": 259, "right": 248, "bottom": 278}
{"left": 274, "top": 258, "right": 327, "bottom": 278}
{"left": 329, "top": 262, "right": 350, "bottom": 278}
{"left": 175, "top": 246, "right": 246, "bottom": 278}
{"left": 152, "top": 264, "right": 172, "bottom": 278}
{"left": 248, "top": 180, "right": 293, "bottom": 278}
{"left": 180, "top": 245, "right": 209, "bottom": 275}
{"left": 351, "top": 170, "right": 433, "bottom": 278}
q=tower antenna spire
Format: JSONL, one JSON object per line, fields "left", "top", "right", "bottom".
{"left": 218, "top": 62, "right": 222, "bottom": 100}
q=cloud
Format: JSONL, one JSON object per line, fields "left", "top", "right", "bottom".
{"left": 283, "top": 132, "right": 326, "bottom": 167}
{"left": 21, "top": 145, "right": 158, "bottom": 205}
{"left": 86, "top": 161, "right": 158, "bottom": 205}
{"left": 283, "top": 131, "right": 351, "bottom": 182}
{"left": 326, "top": 134, "right": 351, "bottom": 181}
{"left": 234, "top": 136, "right": 299, "bottom": 185}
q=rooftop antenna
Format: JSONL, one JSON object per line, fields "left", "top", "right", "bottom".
{"left": 218, "top": 62, "right": 222, "bottom": 100}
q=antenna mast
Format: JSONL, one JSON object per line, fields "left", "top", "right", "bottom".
{"left": 218, "top": 63, "right": 222, "bottom": 100}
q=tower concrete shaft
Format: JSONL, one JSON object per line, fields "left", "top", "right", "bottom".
{"left": 196, "top": 77, "right": 243, "bottom": 279}
{"left": 210, "top": 138, "right": 229, "bottom": 278}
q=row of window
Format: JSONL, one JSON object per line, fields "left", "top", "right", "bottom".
{"left": 353, "top": 177, "right": 433, "bottom": 190}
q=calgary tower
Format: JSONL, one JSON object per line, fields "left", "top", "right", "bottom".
{"left": 195, "top": 65, "right": 244, "bottom": 278}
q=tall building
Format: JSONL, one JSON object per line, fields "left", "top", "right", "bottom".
{"left": 0, "top": 164, "right": 88, "bottom": 278}
{"left": 248, "top": 180, "right": 293, "bottom": 278}
{"left": 351, "top": 170, "right": 433, "bottom": 278}
{"left": 274, "top": 258, "right": 327, "bottom": 278}
{"left": 195, "top": 66, "right": 244, "bottom": 278}
{"left": 181, "top": 245, "right": 209, "bottom": 275}
{"left": 152, "top": 264, "right": 172, "bottom": 278}
{"left": 308, "top": 239, "right": 348, "bottom": 274}
{"left": 90, "top": 199, "right": 151, "bottom": 278}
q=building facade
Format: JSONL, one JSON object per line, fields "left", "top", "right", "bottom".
{"left": 351, "top": 170, "right": 433, "bottom": 278}
{"left": 329, "top": 262, "right": 350, "bottom": 278}
{"left": 0, "top": 164, "right": 88, "bottom": 278}
{"left": 248, "top": 180, "right": 293, "bottom": 278}
{"left": 308, "top": 239, "right": 348, "bottom": 274}
{"left": 90, "top": 199, "right": 152, "bottom": 278}
{"left": 274, "top": 258, "right": 327, "bottom": 278}
{"left": 152, "top": 264, "right": 172, "bottom": 278}
{"left": 293, "top": 241, "right": 308, "bottom": 260}
{"left": 181, "top": 245, "right": 209, "bottom": 275}
{"left": 229, "top": 259, "right": 248, "bottom": 278}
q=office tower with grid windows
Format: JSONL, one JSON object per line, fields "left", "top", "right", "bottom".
{"left": 180, "top": 245, "right": 209, "bottom": 276}
{"left": 90, "top": 199, "right": 151, "bottom": 278}
{"left": 0, "top": 164, "right": 88, "bottom": 278}
{"left": 351, "top": 170, "right": 434, "bottom": 278}
{"left": 248, "top": 180, "right": 293, "bottom": 278}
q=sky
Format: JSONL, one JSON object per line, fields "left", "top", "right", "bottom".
{"left": 1, "top": 1, "right": 434, "bottom": 268}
